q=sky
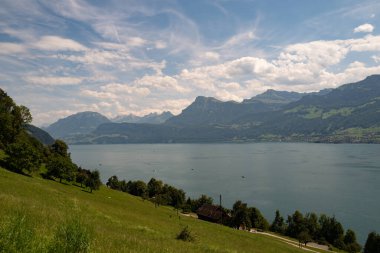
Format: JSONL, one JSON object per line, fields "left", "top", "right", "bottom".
{"left": 1, "top": 0, "right": 380, "bottom": 126}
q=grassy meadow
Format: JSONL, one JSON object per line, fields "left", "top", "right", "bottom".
{"left": 0, "top": 167, "right": 315, "bottom": 253}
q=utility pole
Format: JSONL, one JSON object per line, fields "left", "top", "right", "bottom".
{"left": 219, "top": 194, "right": 223, "bottom": 224}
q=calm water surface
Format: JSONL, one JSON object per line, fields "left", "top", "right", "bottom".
{"left": 70, "top": 143, "right": 380, "bottom": 243}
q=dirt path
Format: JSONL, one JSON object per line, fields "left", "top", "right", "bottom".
{"left": 257, "top": 232, "right": 333, "bottom": 253}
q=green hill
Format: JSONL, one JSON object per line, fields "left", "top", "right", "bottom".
{"left": 0, "top": 168, "right": 312, "bottom": 253}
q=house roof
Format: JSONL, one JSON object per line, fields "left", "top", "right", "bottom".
{"left": 196, "top": 204, "right": 226, "bottom": 220}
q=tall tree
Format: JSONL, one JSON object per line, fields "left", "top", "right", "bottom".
{"left": 270, "top": 210, "right": 286, "bottom": 234}
{"left": 364, "top": 232, "right": 380, "bottom": 253}
{"left": 85, "top": 170, "right": 102, "bottom": 193}
{"left": 0, "top": 89, "right": 31, "bottom": 147}
{"left": 231, "top": 200, "right": 251, "bottom": 230}
{"left": 147, "top": 178, "right": 163, "bottom": 197}
{"left": 344, "top": 229, "right": 361, "bottom": 253}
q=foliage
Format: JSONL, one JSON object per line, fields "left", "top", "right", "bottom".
{"left": 48, "top": 218, "right": 91, "bottom": 253}
{"left": 231, "top": 200, "right": 251, "bottom": 230}
{"left": 46, "top": 154, "right": 76, "bottom": 183}
{"left": 106, "top": 175, "right": 121, "bottom": 190}
{"left": 4, "top": 136, "right": 41, "bottom": 174}
{"left": 76, "top": 167, "right": 90, "bottom": 187}
{"left": 127, "top": 180, "right": 147, "bottom": 197}
{"left": 176, "top": 226, "right": 195, "bottom": 242}
{"left": 344, "top": 229, "right": 361, "bottom": 253}
{"left": 286, "top": 210, "right": 305, "bottom": 238}
{"left": 0, "top": 89, "right": 29, "bottom": 147}
{"left": 147, "top": 178, "right": 163, "bottom": 197}
{"left": 50, "top": 139, "right": 69, "bottom": 157}
{"left": 187, "top": 194, "right": 213, "bottom": 213}
{"left": 364, "top": 231, "right": 380, "bottom": 253}
{"left": 270, "top": 210, "right": 286, "bottom": 234}
{"left": 297, "top": 230, "right": 312, "bottom": 246}
{"left": 85, "top": 170, "right": 102, "bottom": 193}
{"left": 248, "top": 207, "right": 269, "bottom": 231}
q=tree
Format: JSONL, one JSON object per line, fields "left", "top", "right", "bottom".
{"left": 364, "top": 231, "right": 380, "bottom": 253}
{"left": 76, "top": 167, "right": 90, "bottom": 187}
{"left": 248, "top": 207, "right": 269, "bottom": 231}
{"left": 50, "top": 140, "right": 69, "bottom": 157}
{"left": 343, "top": 229, "right": 361, "bottom": 252}
{"left": 46, "top": 155, "right": 76, "bottom": 183}
{"left": 85, "top": 170, "right": 102, "bottom": 193}
{"left": 318, "top": 215, "right": 344, "bottom": 247}
{"left": 147, "top": 178, "right": 163, "bottom": 197}
{"left": 298, "top": 230, "right": 312, "bottom": 247}
{"left": 190, "top": 195, "right": 213, "bottom": 212}
{"left": 286, "top": 210, "right": 305, "bottom": 238}
{"left": 127, "top": 180, "right": 147, "bottom": 197}
{"left": 231, "top": 201, "right": 251, "bottom": 230}
{"left": 270, "top": 210, "right": 286, "bottom": 234}
{"left": 19, "top": 105, "right": 32, "bottom": 125}
{"left": 106, "top": 175, "right": 120, "bottom": 190}
{"left": 0, "top": 89, "right": 29, "bottom": 146}
{"left": 5, "top": 137, "right": 40, "bottom": 174}
{"left": 304, "top": 212, "right": 319, "bottom": 240}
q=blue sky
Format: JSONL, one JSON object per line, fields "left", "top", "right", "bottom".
{"left": 1, "top": 0, "right": 380, "bottom": 126}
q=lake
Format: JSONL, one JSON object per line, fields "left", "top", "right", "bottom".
{"left": 69, "top": 143, "right": 380, "bottom": 243}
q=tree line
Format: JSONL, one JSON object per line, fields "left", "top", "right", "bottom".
{"left": 0, "top": 88, "right": 101, "bottom": 193}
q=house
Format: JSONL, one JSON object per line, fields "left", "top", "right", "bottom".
{"left": 196, "top": 204, "right": 230, "bottom": 224}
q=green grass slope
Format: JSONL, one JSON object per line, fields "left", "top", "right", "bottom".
{"left": 0, "top": 168, "right": 309, "bottom": 253}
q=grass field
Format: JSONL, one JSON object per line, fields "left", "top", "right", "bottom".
{"left": 0, "top": 167, "right": 315, "bottom": 253}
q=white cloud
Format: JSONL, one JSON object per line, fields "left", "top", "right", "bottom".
{"left": 33, "top": 36, "right": 87, "bottom": 51}
{"left": 100, "top": 83, "right": 151, "bottom": 97}
{"left": 24, "top": 76, "right": 84, "bottom": 86}
{"left": 135, "top": 75, "right": 190, "bottom": 93}
{"left": 350, "top": 35, "right": 380, "bottom": 52}
{"left": 155, "top": 40, "right": 167, "bottom": 49}
{"left": 222, "top": 31, "right": 256, "bottom": 48}
{"left": 127, "top": 37, "right": 147, "bottom": 47}
{"left": 55, "top": 49, "right": 126, "bottom": 65}
{"left": 372, "top": 55, "right": 380, "bottom": 63}
{"left": 353, "top": 23, "right": 374, "bottom": 33}
{"left": 0, "top": 42, "right": 26, "bottom": 54}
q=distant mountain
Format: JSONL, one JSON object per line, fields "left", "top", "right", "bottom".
{"left": 45, "top": 111, "right": 110, "bottom": 139}
{"left": 166, "top": 90, "right": 305, "bottom": 126}
{"left": 64, "top": 75, "right": 380, "bottom": 144}
{"left": 25, "top": 124, "right": 55, "bottom": 145}
{"left": 242, "top": 89, "right": 305, "bottom": 104}
{"left": 236, "top": 75, "right": 380, "bottom": 141}
{"left": 113, "top": 111, "right": 173, "bottom": 124}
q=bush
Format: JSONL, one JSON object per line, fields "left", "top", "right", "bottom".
{"left": 48, "top": 218, "right": 91, "bottom": 253}
{"left": 176, "top": 226, "right": 195, "bottom": 242}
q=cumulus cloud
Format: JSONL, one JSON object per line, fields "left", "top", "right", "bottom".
{"left": 353, "top": 23, "right": 375, "bottom": 33}
{"left": 24, "top": 76, "right": 84, "bottom": 86}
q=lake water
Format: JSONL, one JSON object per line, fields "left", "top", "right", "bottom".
{"left": 69, "top": 143, "right": 380, "bottom": 243}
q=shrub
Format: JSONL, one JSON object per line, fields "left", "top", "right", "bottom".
{"left": 176, "top": 226, "right": 195, "bottom": 242}
{"left": 48, "top": 218, "right": 91, "bottom": 253}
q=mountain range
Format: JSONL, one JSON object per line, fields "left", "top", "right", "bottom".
{"left": 44, "top": 75, "right": 380, "bottom": 144}
{"left": 112, "top": 111, "right": 174, "bottom": 124}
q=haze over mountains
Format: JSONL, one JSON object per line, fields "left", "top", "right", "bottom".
{"left": 44, "top": 75, "right": 380, "bottom": 144}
